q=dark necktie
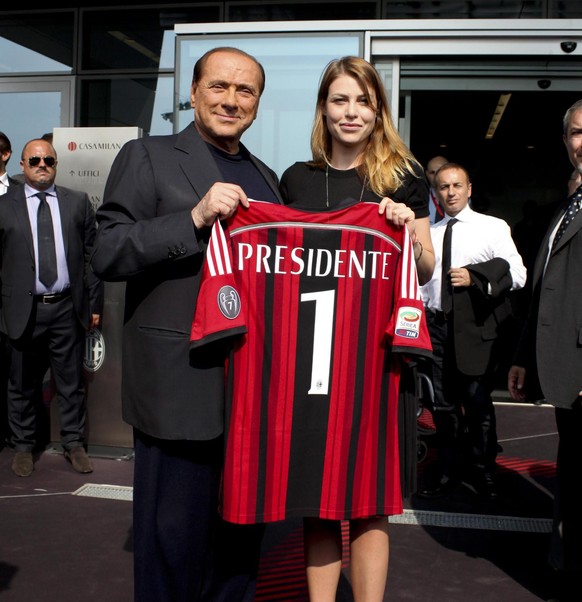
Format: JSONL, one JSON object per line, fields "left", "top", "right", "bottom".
{"left": 440, "top": 217, "right": 458, "bottom": 314}
{"left": 36, "top": 192, "right": 58, "bottom": 288}
{"left": 552, "top": 184, "right": 582, "bottom": 250}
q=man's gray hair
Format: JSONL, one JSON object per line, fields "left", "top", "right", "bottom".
{"left": 563, "top": 99, "right": 582, "bottom": 135}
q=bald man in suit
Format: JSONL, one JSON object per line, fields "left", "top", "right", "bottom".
{"left": 0, "top": 138, "right": 103, "bottom": 477}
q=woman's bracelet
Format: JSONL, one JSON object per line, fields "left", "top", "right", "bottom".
{"left": 414, "top": 240, "right": 423, "bottom": 262}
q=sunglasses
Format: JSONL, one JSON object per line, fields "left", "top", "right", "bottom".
{"left": 27, "top": 156, "right": 56, "bottom": 168}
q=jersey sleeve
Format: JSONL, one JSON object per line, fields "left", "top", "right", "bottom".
{"left": 190, "top": 219, "right": 247, "bottom": 349}
{"left": 385, "top": 229, "right": 432, "bottom": 357}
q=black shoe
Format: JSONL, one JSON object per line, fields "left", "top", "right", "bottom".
{"left": 416, "top": 474, "right": 461, "bottom": 499}
{"left": 471, "top": 470, "right": 500, "bottom": 500}
{"left": 64, "top": 447, "right": 93, "bottom": 474}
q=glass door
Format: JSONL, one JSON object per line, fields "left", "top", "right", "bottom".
{"left": 375, "top": 58, "right": 582, "bottom": 225}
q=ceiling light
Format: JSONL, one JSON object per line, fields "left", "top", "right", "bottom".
{"left": 485, "top": 93, "right": 512, "bottom": 140}
{"left": 109, "top": 31, "right": 160, "bottom": 63}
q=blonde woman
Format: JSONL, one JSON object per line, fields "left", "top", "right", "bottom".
{"left": 280, "top": 56, "right": 434, "bottom": 602}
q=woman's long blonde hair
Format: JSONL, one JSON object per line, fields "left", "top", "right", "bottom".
{"left": 311, "top": 56, "right": 420, "bottom": 196}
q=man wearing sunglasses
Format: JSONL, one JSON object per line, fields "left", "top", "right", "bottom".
{"left": 0, "top": 138, "right": 103, "bottom": 477}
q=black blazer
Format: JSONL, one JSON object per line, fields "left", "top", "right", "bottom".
{"left": 91, "top": 122, "right": 283, "bottom": 441}
{"left": 514, "top": 199, "right": 582, "bottom": 408}
{"left": 0, "top": 183, "right": 103, "bottom": 339}
{"left": 451, "top": 257, "right": 513, "bottom": 376}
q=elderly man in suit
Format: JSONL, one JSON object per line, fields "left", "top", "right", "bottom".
{"left": 0, "top": 138, "right": 103, "bottom": 477}
{"left": 509, "top": 99, "right": 582, "bottom": 599}
{"left": 418, "top": 162, "right": 526, "bottom": 500}
{"left": 91, "top": 47, "right": 283, "bottom": 602}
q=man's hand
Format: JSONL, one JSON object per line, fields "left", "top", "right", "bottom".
{"left": 191, "top": 182, "right": 250, "bottom": 229}
{"left": 90, "top": 314, "right": 101, "bottom": 330}
{"left": 448, "top": 267, "right": 471, "bottom": 288}
{"left": 508, "top": 365, "right": 527, "bottom": 401}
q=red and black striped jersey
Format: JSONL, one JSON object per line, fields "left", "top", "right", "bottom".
{"left": 190, "top": 199, "right": 432, "bottom": 524}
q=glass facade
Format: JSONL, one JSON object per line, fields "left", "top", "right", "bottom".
{"left": 226, "top": 1, "right": 378, "bottom": 21}
{"left": 1, "top": 1, "right": 582, "bottom": 156}
{"left": 382, "top": 0, "right": 543, "bottom": 19}
{"left": 80, "top": 5, "right": 221, "bottom": 71}
{"left": 0, "top": 10, "right": 74, "bottom": 74}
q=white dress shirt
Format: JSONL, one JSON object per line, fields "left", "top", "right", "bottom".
{"left": 421, "top": 205, "right": 527, "bottom": 311}
{"left": 0, "top": 172, "right": 9, "bottom": 196}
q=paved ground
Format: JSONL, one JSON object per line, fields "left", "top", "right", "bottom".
{"left": 0, "top": 401, "right": 563, "bottom": 601}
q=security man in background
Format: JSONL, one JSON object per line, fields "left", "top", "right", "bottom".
{"left": 419, "top": 162, "right": 526, "bottom": 500}
{"left": 0, "top": 138, "right": 103, "bottom": 477}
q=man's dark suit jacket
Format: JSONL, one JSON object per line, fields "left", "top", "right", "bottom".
{"left": 451, "top": 257, "right": 513, "bottom": 376}
{"left": 514, "top": 198, "right": 582, "bottom": 408}
{"left": 0, "top": 184, "right": 103, "bottom": 340}
{"left": 90, "top": 122, "right": 283, "bottom": 441}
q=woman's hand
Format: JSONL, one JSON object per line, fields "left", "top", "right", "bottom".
{"left": 378, "top": 197, "right": 416, "bottom": 237}
{"left": 378, "top": 199, "right": 435, "bottom": 284}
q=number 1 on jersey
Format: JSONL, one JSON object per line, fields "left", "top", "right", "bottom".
{"left": 300, "top": 289, "right": 335, "bottom": 395}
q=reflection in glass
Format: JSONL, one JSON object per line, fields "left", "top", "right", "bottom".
{"left": 228, "top": 2, "right": 377, "bottom": 21}
{"left": 80, "top": 77, "right": 174, "bottom": 136}
{"left": 0, "top": 12, "right": 74, "bottom": 74}
{"left": 81, "top": 6, "right": 220, "bottom": 71}
{"left": 382, "top": 0, "right": 544, "bottom": 18}
{"left": 0, "top": 90, "right": 62, "bottom": 176}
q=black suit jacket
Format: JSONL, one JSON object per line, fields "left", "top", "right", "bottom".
{"left": 90, "top": 122, "right": 283, "bottom": 441}
{"left": 0, "top": 183, "right": 103, "bottom": 339}
{"left": 514, "top": 198, "right": 582, "bottom": 408}
{"left": 451, "top": 257, "right": 513, "bottom": 376}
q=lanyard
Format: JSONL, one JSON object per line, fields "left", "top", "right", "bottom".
{"left": 430, "top": 190, "right": 444, "bottom": 217}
